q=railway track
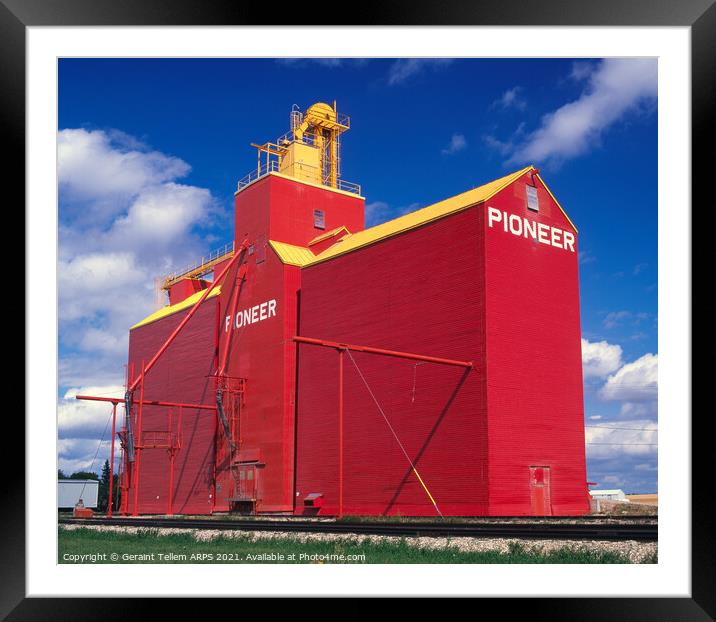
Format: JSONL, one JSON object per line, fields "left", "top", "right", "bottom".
{"left": 59, "top": 516, "right": 658, "bottom": 541}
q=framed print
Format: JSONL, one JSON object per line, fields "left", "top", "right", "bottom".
{"left": 6, "top": 0, "right": 706, "bottom": 615}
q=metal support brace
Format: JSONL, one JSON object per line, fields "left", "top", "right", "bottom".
{"left": 124, "top": 390, "right": 135, "bottom": 462}
{"left": 215, "top": 387, "right": 236, "bottom": 453}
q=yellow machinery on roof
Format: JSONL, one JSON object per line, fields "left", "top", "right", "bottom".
{"left": 251, "top": 101, "right": 350, "bottom": 189}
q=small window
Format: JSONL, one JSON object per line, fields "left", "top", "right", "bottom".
{"left": 526, "top": 185, "right": 539, "bottom": 212}
{"left": 313, "top": 209, "right": 326, "bottom": 230}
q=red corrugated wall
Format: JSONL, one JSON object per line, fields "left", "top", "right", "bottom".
{"left": 235, "top": 174, "right": 365, "bottom": 249}
{"left": 213, "top": 250, "right": 301, "bottom": 513}
{"left": 295, "top": 172, "right": 587, "bottom": 516}
{"left": 295, "top": 209, "right": 488, "bottom": 516}
{"left": 483, "top": 174, "right": 588, "bottom": 515}
{"left": 213, "top": 174, "right": 365, "bottom": 513}
{"left": 126, "top": 299, "right": 219, "bottom": 515}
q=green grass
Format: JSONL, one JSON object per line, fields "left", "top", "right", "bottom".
{"left": 58, "top": 527, "right": 646, "bottom": 564}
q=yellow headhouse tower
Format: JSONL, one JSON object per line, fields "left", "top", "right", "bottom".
{"left": 250, "top": 101, "right": 351, "bottom": 190}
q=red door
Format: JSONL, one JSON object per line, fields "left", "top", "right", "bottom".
{"left": 529, "top": 466, "right": 552, "bottom": 515}
{"left": 237, "top": 464, "right": 257, "bottom": 501}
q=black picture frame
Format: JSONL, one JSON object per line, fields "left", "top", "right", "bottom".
{"left": 6, "top": 0, "right": 704, "bottom": 616}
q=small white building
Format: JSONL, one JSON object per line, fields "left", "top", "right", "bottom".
{"left": 58, "top": 479, "right": 99, "bottom": 509}
{"left": 589, "top": 489, "right": 629, "bottom": 502}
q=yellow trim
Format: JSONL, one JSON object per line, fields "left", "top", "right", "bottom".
{"left": 131, "top": 287, "right": 222, "bottom": 330}
{"left": 306, "top": 166, "right": 535, "bottom": 266}
{"left": 269, "top": 240, "right": 316, "bottom": 267}
{"left": 308, "top": 226, "right": 351, "bottom": 246}
{"left": 535, "top": 172, "right": 578, "bottom": 233}
{"left": 235, "top": 171, "right": 366, "bottom": 200}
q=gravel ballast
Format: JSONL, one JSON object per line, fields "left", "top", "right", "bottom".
{"left": 59, "top": 524, "right": 657, "bottom": 563}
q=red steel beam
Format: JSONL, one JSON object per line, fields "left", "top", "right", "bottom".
{"left": 132, "top": 362, "right": 145, "bottom": 516}
{"left": 338, "top": 349, "right": 344, "bottom": 518}
{"left": 293, "top": 336, "right": 473, "bottom": 368}
{"left": 107, "top": 402, "right": 117, "bottom": 518}
{"left": 167, "top": 409, "right": 175, "bottom": 516}
{"left": 127, "top": 238, "right": 249, "bottom": 393}
{"left": 75, "top": 394, "right": 217, "bottom": 411}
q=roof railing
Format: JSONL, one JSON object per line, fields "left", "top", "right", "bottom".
{"left": 237, "top": 160, "right": 360, "bottom": 195}
{"left": 163, "top": 241, "right": 235, "bottom": 288}
{"left": 237, "top": 161, "right": 281, "bottom": 192}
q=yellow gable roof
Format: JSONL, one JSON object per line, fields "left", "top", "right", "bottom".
{"left": 268, "top": 165, "right": 576, "bottom": 269}
{"left": 131, "top": 286, "right": 222, "bottom": 330}
{"left": 306, "top": 166, "right": 536, "bottom": 266}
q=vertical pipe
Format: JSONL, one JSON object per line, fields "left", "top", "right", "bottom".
{"left": 167, "top": 410, "right": 174, "bottom": 516}
{"left": 168, "top": 450, "right": 175, "bottom": 516}
{"left": 122, "top": 364, "right": 134, "bottom": 514}
{"left": 212, "top": 292, "right": 220, "bottom": 513}
{"left": 132, "top": 361, "right": 145, "bottom": 516}
{"left": 107, "top": 402, "right": 117, "bottom": 518}
{"left": 117, "top": 443, "right": 124, "bottom": 515}
{"left": 120, "top": 440, "right": 128, "bottom": 515}
{"left": 339, "top": 349, "right": 344, "bottom": 518}
{"left": 178, "top": 406, "right": 183, "bottom": 513}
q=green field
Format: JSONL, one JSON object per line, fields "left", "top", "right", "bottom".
{"left": 59, "top": 527, "right": 653, "bottom": 564}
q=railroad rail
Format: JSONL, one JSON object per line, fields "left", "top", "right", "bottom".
{"left": 59, "top": 516, "right": 658, "bottom": 541}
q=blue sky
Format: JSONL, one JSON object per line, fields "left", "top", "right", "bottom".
{"left": 58, "top": 58, "right": 657, "bottom": 494}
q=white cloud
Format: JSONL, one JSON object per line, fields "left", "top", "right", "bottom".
{"left": 58, "top": 129, "right": 220, "bottom": 395}
{"left": 77, "top": 328, "right": 126, "bottom": 355}
{"left": 109, "top": 182, "right": 212, "bottom": 254}
{"left": 59, "top": 355, "right": 125, "bottom": 388}
{"left": 58, "top": 128, "right": 190, "bottom": 206}
{"left": 505, "top": 58, "right": 657, "bottom": 166}
{"left": 618, "top": 401, "right": 657, "bottom": 418}
{"left": 58, "top": 438, "right": 117, "bottom": 474}
{"left": 581, "top": 338, "right": 623, "bottom": 379}
{"left": 586, "top": 419, "right": 657, "bottom": 458}
{"left": 600, "top": 353, "right": 658, "bottom": 403}
{"left": 387, "top": 58, "right": 453, "bottom": 86}
{"left": 441, "top": 133, "right": 467, "bottom": 156}
{"left": 491, "top": 86, "right": 526, "bottom": 111}
{"left": 58, "top": 385, "right": 125, "bottom": 439}
{"left": 58, "top": 252, "right": 146, "bottom": 322}
{"left": 569, "top": 61, "right": 594, "bottom": 82}
{"left": 58, "top": 386, "right": 127, "bottom": 475}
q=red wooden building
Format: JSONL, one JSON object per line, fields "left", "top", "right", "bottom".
{"left": 99, "top": 102, "right": 589, "bottom": 517}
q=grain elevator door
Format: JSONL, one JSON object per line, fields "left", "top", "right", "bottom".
{"left": 529, "top": 466, "right": 552, "bottom": 516}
